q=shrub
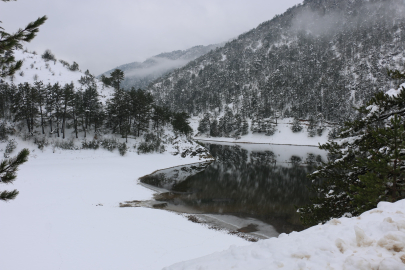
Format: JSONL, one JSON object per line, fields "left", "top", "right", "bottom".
{"left": 54, "top": 139, "right": 78, "bottom": 150}
{"left": 118, "top": 142, "right": 128, "bottom": 156}
{"left": 100, "top": 138, "right": 118, "bottom": 152}
{"left": 34, "top": 136, "right": 48, "bottom": 150}
{"left": 42, "top": 49, "right": 56, "bottom": 61}
{"left": 82, "top": 139, "right": 100, "bottom": 150}
{"left": 69, "top": 61, "right": 79, "bottom": 71}
{"left": 137, "top": 133, "right": 163, "bottom": 154}
{"left": 4, "top": 139, "right": 17, "bottom": 158}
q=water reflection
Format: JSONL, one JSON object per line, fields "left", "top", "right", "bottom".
{"left": 140, "top": 143, "right": 326, "bottom": 235}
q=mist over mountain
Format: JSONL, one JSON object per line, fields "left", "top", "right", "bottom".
{"left": 148, "top": 0, "right": 405, "bottom": 124}
{"left": 99, "top": 43, "right": 223, "bottom": 90}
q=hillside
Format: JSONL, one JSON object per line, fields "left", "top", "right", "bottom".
{"left": 149, "top": 0, "right": 405, "bottom": 126}
{"left": 0, "top": 49, "right": 210, "bottom": 159}
{"left": 99, "top": 43, "right": 223, "bottom": 90}
{"left": 3, "top": 49, "right": 114, "bottom": 102}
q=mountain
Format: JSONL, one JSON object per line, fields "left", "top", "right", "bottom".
{"left": 148, "top": 0, "right": 405, "bottom": 124}
{"left": 99, "top": 43, "right": 224, "bottom": 90}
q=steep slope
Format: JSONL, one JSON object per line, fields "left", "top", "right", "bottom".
{"left": 99, "top": 43, "right": 223, "bottom": 90}
{"left": 149, "top": 0, "right": 405, "bottom": 123}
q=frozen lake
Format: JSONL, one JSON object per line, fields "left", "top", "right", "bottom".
{"left": 138, "top": 142, "right": 327, "bottom": 240}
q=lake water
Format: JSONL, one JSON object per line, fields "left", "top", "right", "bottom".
{"left": 137, "top": 142, "right": 327, "bottom": 240}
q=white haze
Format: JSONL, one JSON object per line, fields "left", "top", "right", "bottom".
{"left": 124, "top": 57, "right": 190, "bottom": 78}
{"left": 0, "top": 0, "right": 303, "bottom": 75}
{"left": 291, "top": 1, "right": 405, "bottom": 36}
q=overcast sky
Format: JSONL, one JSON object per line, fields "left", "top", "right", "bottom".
{"left": 1, "top": 0, "right": 302, "bottom": 75}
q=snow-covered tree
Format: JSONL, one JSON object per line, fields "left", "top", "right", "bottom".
{"left": 299, "top": 87, "right": 405, "bottom": 226}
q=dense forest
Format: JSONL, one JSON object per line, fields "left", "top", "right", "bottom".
{"left": 149, "top": 0, "right": 405, "bottom": 133}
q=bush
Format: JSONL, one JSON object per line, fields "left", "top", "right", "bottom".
{"left": 82, "top": 139, "right": 100, "bottom": 150}
{"left": 59, "top": 59, "right": 70, "bottom": 68}
{"left": 42, "top": 49, "right": 56, "bottom": 61}
{"left": 4, "top": 139, "right": 17, "bottom": 158}
{"left": 137, "top": 133, "right": 164, "bottom": 154}
{"left": 118, "top": 142, "right": 128, "bottom": 156}
{"left": 34, "top": 136, "right": 48, "bottom": 150}
{"left": 69, "top": 61, "right": 79, "bottom": 71}
{"left": 100, "top": 138, "right": 118, "bottom": 151}
{"left": 291, "top": 118, "right": 303, "bottom": 133}
{"left": 54, "top": 139, "right": 78, "bottom": 150}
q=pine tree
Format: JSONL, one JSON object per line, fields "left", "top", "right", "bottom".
{"left": 172, "top": 112, "right": 192, "bottom": 135}
{"left": 61, "top": 83, "right": 74, "bottom": 139}
{"left": 33, "top": 81, "right": 46, "bottom": 134}
{"left": 298, "top": 87, "right": 405, "bottom": 226}
{"left": 291, "top": 117, "right": 303, "bottom": 133}
{"left": 0, "top": 1, "right": 47, "bottom": 78}
{"left": 109, "top": 69, "right": 125, "bottom": 90}
{"left": 197, "top": 113, "right": 211, "bottom": 135}
{"left": 0, "top": 148, "right": 29, "bottom": 202}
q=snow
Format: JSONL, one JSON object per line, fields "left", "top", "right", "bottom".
{"left": 164, "top": 200, "right": 405, "bottom": 270}
{"left": 0, "top": 140, "right": 246, "bottom": 270}
{"left": 4, "top": 50, "right": 115, "bottom": 103}
{"left": 192, "top": 118, "right": 330, "bottom": 146}
{"left": 387, "top": 83, "right": 405, "bottom": 98}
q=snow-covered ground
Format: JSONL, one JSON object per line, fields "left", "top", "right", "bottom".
{"left": 5, "top": 50, "right": 114, "bottom": 103}
{"left": 0, "top": 140, "right": 246, "bottom": 270}
{"left": 165, "top": 199, "right": 405, "bottom": 270}
{"left": 191, "top": 118, "right": 330, "bottom": 146}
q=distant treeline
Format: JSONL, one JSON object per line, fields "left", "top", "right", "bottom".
{"left": 0, "top": 70, "right": 192, "bottom": 140}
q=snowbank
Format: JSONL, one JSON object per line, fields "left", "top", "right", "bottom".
{"left": 164, "top": 200, "right": 405, "bottom": 270}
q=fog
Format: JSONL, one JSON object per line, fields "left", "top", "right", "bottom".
{"left": 124, "top": 57, "right": 190, "bottom": 78}
{"left": 0, "top": 0, "right": 303, "bottom": 75}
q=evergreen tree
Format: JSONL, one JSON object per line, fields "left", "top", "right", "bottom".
{"left": 291, "top": 117, "right": 303, "bottom": 133}
{"left": 197, "top": 113, "right": 211, "bottom": 135}
{"left": 33, "top": 81, "right": 46, "bottom": 134}
{"left": 0, "top": 148, "right": 29, "bottom": 202}
{"left": 172, "top": 112, "right": 192, "bottom": 135}
{"left": 61, "top": 83, "right": 74, "bottom": 139}
{"left": 298, "top": 88, "right": 405, "bottom": 226}
{"left": 109, "top": 69, "right": 124, "bottom": 90}
{"left": 0, "top": 1, "right": 47, "bottom": 78}
{"left": 241, "top": 119, "right": 249, "bottom": 135}
{"left": 129, "top": 88, "right": 153, "bottom": 137}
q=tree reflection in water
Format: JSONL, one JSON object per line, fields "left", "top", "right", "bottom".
{"left": 141, "top": 143, "right": 325, "bottom": 234}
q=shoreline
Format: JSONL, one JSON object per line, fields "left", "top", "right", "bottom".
{"left": 194, "top": 137, "right": 322, "bottom": 147}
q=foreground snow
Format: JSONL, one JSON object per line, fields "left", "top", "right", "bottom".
{"left": 165, "top": 200, "right": 405, "bottom": 270}
{"left": 0, "top": 142, "right": 246, "bottom": 270}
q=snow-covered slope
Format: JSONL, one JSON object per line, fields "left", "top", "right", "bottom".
{"left": 99, "top": 43, "right": 223, "bottom": 90}
{"left": 164, "top": 199, "right": 405, "bottom": 270}
{"left": 4, "top": 50, "right": 114, "bottom": 102}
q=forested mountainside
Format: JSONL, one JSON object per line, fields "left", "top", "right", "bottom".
{"left": 149, "top": 0, "right": 405, "bottom": 124}
{"left": 99, "top": 44, "right": 223, "bottom": 90}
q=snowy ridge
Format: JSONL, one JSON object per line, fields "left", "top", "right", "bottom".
{"left": 164, "top": 199, "right": 405, "bottom": 270}
{"left": 4, "top": 49, "right": 114, "bottom": 103}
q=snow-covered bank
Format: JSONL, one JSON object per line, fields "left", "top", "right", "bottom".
{"left": 0, "top": 142, "right": 246, "bottom": 270}
{"left": 164, "top": 199, "right": 405, "bottom": 270}
{"left": 191, "top": 118, "right": 330, "bottom": 146}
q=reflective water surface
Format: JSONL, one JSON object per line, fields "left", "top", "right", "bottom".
{"left": 139, "top": 142, "right": 326, "bottom": 239}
